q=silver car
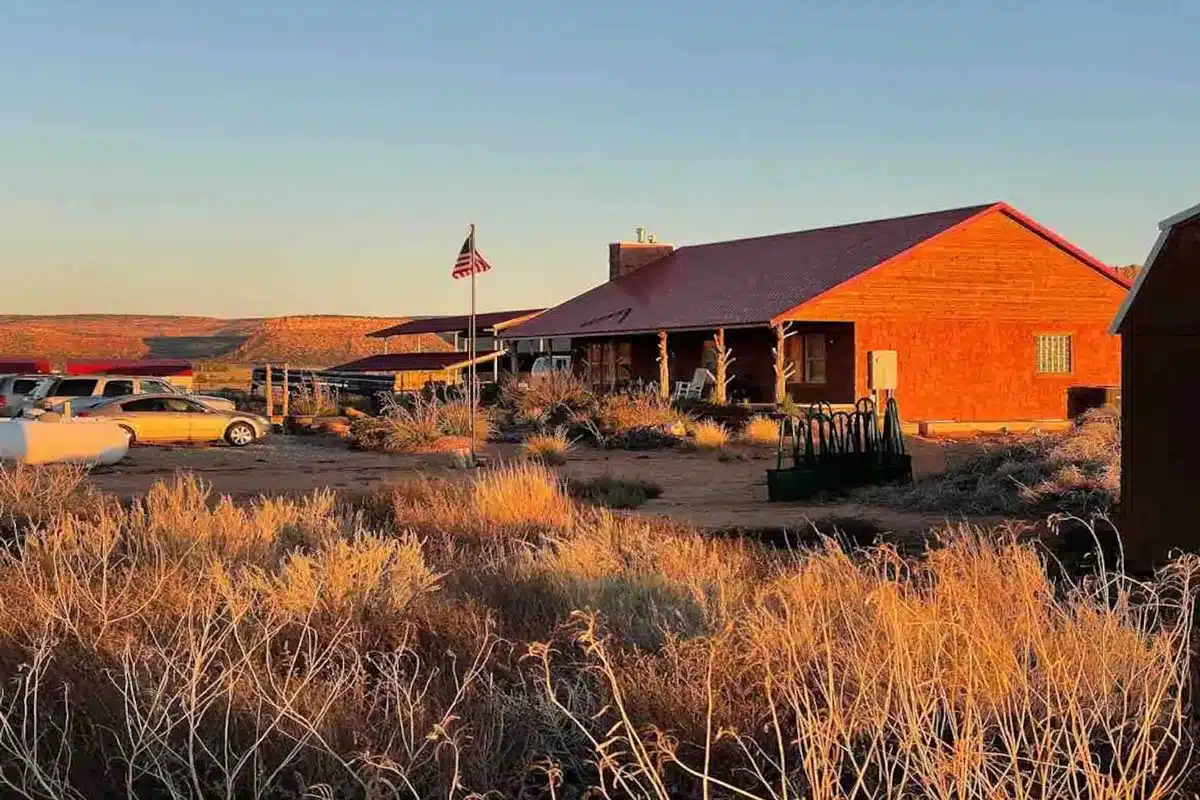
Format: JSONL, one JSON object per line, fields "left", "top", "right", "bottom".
{"left": 0, "top": 374, "right": 55, "bottom": 418}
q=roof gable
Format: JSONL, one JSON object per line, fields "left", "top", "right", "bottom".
{"left": 507, "top": 203, "right": 996, "bottom": 339}
{"left": 1111, "top": 203, "right": 1200, "bottom": 333}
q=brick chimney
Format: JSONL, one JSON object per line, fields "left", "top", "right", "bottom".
{"left": 609, "top": 226, "right": 674, "bottom": 281}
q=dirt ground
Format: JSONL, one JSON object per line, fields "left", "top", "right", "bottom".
{"left": 87, "top": 433, "right": 998, "bottom": 537}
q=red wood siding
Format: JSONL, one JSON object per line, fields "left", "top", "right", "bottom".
{"left": 780, "top": 210, "right": 1126, "bottom": 421}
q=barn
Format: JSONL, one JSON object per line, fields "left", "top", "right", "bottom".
{"left": 503, "top": 202, "right": 1130, "bottom": 427}
{"left": 1110, "top": 202, "right": 1200, "bottom": 568}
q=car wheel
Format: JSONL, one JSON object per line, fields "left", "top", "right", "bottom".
{"left": 118, "top": 425, "right": 136, "bottom": 444}
{"left": 225, "top": 422, "right": 256, "bottom": 447}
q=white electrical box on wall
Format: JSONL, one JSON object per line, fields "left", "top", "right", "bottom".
{"left": 868, "top": 350, "right": 898, "bottom": 391}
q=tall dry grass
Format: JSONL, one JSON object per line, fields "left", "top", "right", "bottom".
{"left": 0, "top": 462, "right": 1193, "bottom": 798}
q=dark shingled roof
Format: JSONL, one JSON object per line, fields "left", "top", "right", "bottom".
{"left": 368, "top": 309, "right": 544, "bottom": 338}
{"left": 328, "top": 351, "right": 503, "bottom": 373}
{"left": 506, "top": 204, "right": 1001, "bottom": 338}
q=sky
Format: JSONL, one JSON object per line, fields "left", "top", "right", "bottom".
{"left": 1, "top": 1, "right": 1197, "bottom": 318}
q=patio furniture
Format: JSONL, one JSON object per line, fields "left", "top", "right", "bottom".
{"left": 671, "top": 368, "right": 714, "bottom": 401}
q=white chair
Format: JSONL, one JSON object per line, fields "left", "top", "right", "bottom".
{"left": 671, "top": 368, "right": 714, "bottom": 401}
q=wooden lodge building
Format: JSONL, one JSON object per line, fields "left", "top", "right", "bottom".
{"left": 502, "top": 202, "right": 1132, "bottom": 425}
{"left": 1110, "top": 202, "right": 1200, "bottom": 569}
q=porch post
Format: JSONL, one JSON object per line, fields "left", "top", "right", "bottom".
{"left": 713, "top": 328, "right": 727, "bottom": 404}
{"left": 657, "top": 330, "right": 669, "bottom": 399}
{"left": 772, "top": 322, "right": 796, "bottom": 404}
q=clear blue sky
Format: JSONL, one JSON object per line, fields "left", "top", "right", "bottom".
{"left": 2, "top": 1, "right": 1196, "bottom": 318}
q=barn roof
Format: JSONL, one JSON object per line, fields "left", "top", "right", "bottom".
{"left": 504, "top": 202, "right": 1125, "bottom": 340}
{"left": 368, "top": 309, "right": 544, "bottom": 338}
{"left": 327, "top": 351, "right": 503, "bottom": 373}
{"left": 1110, "top": 202, "right": 1200, "bottom": 333}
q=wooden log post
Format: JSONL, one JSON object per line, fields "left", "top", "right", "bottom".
{"left": 712, "top": 328, "right": 735, "bottom": 405}
{"left": 657, "top": 330, "right": 670, "bottom": 399}
{"left": 264, "top": 363, "right": 274, "bottom": 418}
{"left": 281, "top": 363, "right": 290, "bottom": 418}
{"left": 772, "top": 323, "right": 796, "bottom": 404}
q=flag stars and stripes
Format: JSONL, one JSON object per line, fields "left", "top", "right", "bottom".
{"left": 452, "top": 234, "right": 492, "bottom": 279}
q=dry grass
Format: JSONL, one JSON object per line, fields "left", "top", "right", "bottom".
{"left": 0, "top": 460, "right": 1193, "bottom": 798}
{"left": 522, "top": 426, "right": 575, "bottom": 465}
{"left": 596, "top": 391, "right": 686, "bottom": 434}
{"left": 859, "top": 407, "right": 1121, "bottom": 515}
{"left": 742, "top": 413, "right": 781, "bottom": 446}
{"left": 690, "top": 420, "right": 731, "bottom": 450}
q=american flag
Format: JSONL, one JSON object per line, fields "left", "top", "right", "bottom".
{"left": 452, "top": 232, "right": 491, "bottom": 279}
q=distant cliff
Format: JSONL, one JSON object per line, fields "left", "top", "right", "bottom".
{"left": 0, "top": 314, "right": 449, "bottom": 366}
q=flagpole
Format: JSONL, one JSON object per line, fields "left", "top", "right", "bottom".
{"left": 468, "top": 223, "right": 477, "bottom": 462}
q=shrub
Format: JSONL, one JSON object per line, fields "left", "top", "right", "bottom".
{"left": 522, "top": 427, "right": 574, "bottom": 465}
{"left": 742, "top": 413, "right": 781, "bottom": 446}
{"left": 288, "top": 383, "right": 341, "bottom": 416}
{"left": 690, "top": 420, "right": 730, "bottom": 450}
{"left": 858, "top": 408, "right": 1120, "bottom": 515}
{"left": 566, "top": 475, "right": 664, "bottom": 509}
{"left": 351, "top": 395, "right": 491, "bottom": 452}
{"left": 594, "top": 391, "right": 684, "bottom": 434}
{"left": 501, "top": 372, "right": 595, "bottom": 418}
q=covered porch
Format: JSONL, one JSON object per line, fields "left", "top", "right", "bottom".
{"left": 570, "top": 322, "right": 857, "bottom": 406}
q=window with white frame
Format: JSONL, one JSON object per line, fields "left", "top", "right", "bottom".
{"left": 803, "top": 333, "right": 827, "bottom": 384}
{"left": 1035, "top": 334, "right": 1072, "bottom": 374}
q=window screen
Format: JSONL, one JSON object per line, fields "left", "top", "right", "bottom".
{"left": 1036, "top": 335, "right": 1072, "bottom": 374}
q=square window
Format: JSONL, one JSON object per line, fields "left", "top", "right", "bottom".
{"left": 1036, "top": 334, "right": 1072, "bottom": 374}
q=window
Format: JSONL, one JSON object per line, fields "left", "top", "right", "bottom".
{"left": 103, "top": 380, "right": 135, "bottom": 397}
{"left": 164, "top": 398, "right": 203, "bottom": 413}
{"left": 52, "top": 379, "right": 98, "bottom": 397}
{"left": 141, "top": 379, "right": 172, "bottom": 394}
{"left": 122, "top": 398, "right": 165, "bottom": 412}
{"left": 11, "top": 379, "right": 40, "bottom": 394}
{"left": 803, "top": 334, "right": 827, "bottom": 384}
{"left": 1036, "top": 334, "right": 1072, "bottom": 374}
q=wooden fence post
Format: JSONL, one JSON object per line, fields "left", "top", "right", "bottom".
{"left": 281, "top": 363, "right": 290, "bottom": 418}
{"left": 264, "top": 363, "right": 274, "bottom": 418}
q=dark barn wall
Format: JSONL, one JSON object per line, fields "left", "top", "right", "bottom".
{"left": 1120, "top": 217, "right": 1200, "bottom": 570}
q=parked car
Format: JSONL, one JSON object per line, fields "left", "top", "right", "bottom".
{"left": 0, "top": 374, "right": 55, "bottom": 418}
{"left": 531, "top": 355, "right": 572, "bottom": 376}
{"left": 22, "top": 374, "right": 236, "bottom": 416}
{"left": 74, "top": 394, "right": 271, "bottom": 446}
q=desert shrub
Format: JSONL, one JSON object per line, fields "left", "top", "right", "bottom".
{"left": 594, "top": 391, "right": 684, "bottom": 434}
{"left": 742, "top": 413, "right": 781, "bottom": 446}
{"left": 566, "top": 474, "right": 664, "bottom": 509}
{"left": 859, "top": 408, "right": 1120, "bottom": 515}
{"left": 288, "top": 383, "right": 341, "bottom": 416}
{"left": 674, "top": 399, "right": 754, "bottom": 428}
{"left": 501, "top": 372, "right": 595, "bottom": 419}
{"left": 0, "top": 463, "right": 112, "bottom": 538}
{"left": 690, "top": 420, "right": 731, "bottom": 450}
{"left": 351, "top": 395, "right": 491, "bottom": 452}
{"left": 604, "top": 426, "right": 683, "bottom": 451}
{"left": 522, "top": 426, "right": 574, "bottom": 465}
